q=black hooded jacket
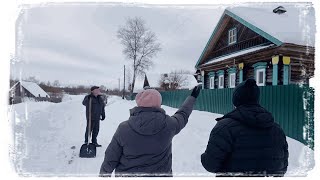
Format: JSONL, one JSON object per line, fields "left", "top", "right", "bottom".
{"left": 201, "top": 104, "right": 289, "bottom": 176}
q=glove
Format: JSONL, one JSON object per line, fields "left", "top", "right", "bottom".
{"left": 101, "top": 115, "right": 105, "bottom": 121}
{"left": 191, "top": 85, "right": 201, "bottom": 98}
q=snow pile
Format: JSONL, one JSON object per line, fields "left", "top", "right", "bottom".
{"left": 10, "top": 95, "right": 314, "bottom": 176}
{"left": 285, "top": 138, "right": 314, "bottom": 176}
{"left": 61, "top": 94, "right": 86, "bottom": 102}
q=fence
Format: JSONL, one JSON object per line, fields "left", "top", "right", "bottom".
{"left": 159, "top": 84, "right": 314, "bottom": 149}
{"left": 9, "top": 96, "right": 63, "bottom": 105}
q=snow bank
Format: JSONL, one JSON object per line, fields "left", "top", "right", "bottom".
{"left": 10, "top": 95, "right": 314, "bottom": 177}
{"left": 61, "top": 94, "right": 87, "bottom": 102}
{"left": 285, "top": 137, "right": 314, "bottom": 176}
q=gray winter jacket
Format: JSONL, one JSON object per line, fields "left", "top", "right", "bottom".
{"left": 99, "top": 96, "right": 196, "bottom": 177}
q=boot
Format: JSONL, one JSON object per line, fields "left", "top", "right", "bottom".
{"left": 93, "top": 143, "right": 102, "bottom": 147}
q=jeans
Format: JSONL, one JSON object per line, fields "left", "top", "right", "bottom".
{"left": 85, "top": 119, "right": 100, "bottom": 144}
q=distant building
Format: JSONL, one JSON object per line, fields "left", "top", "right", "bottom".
{"left": 143, "top": 74, "right": 150, "bottom": 89}
{"left": 10, "top": 81, "right": 50, "bottom": 98}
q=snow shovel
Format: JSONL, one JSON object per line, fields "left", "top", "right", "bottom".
{"left": 79, "top": 97, "right": 96, "bottom": 158}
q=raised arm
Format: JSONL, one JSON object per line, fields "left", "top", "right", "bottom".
{"left": 170, "top": 85, "right": 201, "bottom": 135}
{"left": 171, "top": 96, "right": 196, "bottom": 134}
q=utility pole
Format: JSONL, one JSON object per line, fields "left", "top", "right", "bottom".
{"left": 123, "top": 65, "right": 125, "bottom": 99}
{"left": 118, "top": 78, "right": 120, "bottom": 96}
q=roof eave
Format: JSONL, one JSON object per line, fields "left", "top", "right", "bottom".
{"left": 195, "top": 10, "right": 228, "bottom": 69}
{"left": 199, "top": 44, "right": 276, "bottom": 68}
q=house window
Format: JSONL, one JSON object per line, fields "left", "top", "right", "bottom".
{"left": 209, "top": 77, "right": 215, "bottom": 89}
{"left": 218, "top": 75, "right": 224, "bottom": 89}
{"left": 229, "top": 73, "right": 236, "bottom": 88}
{"left": 228, "top": 28, "right": 237, "bottom": 45}
{"left": 256, "top": 69, "right": 266, "bottom": 86}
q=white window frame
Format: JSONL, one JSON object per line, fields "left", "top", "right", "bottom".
{"left": 209, "top": 76, "right": 215, "bottom": 89}
{"left": 256, "top": 69, "right": 266, "bottom": 86}
{"left": 229, "top": 73, "right": 236, "bottom": 88}
{"left": 228, "top": 28, "right": 237, "bottom": 45}
{"left": 218, "top": 75, "right": 224, "bottom": 89}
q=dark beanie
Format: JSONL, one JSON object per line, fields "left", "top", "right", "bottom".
{"left": 232, "top": 79, "right": 260, "bottom": 107}
{"left": 91, "top": 86, "right": 99, "bottom": 91}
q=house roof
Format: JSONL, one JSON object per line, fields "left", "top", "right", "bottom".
{"left": 227, "top": 3, "right": 315, "bottom": 46}
{"left": 20, "top": 81, "right": 50, "bottom": 98}
{"left": 195, "top": 3, "right": 315, "bottom": 68}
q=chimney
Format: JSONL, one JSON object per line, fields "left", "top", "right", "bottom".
{"left": 273, "top": 6, "right": 287, "bottom": 14}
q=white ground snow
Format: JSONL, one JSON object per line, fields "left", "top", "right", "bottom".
{"left": 9, "top": 95, "right": 314, "bottom": 177}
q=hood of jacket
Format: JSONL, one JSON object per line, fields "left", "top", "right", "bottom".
{"left": 128, "top": 106, "right": 167, "bottom": 135}
{"left": 216, "top": 104, "right": 275, "bottom": 128}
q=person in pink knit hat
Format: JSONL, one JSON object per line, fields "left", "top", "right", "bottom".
{"left": 100, "top": 85, "right": 201, "bottom": 177}
{"left": 135, "top": 89, "right": 162, "bottom": 108}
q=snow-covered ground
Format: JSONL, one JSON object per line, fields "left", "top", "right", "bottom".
{"left": 9, "top": 95, "right": 314, "bottom": 177}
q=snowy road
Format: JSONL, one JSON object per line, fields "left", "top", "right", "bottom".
{"left": 10, "top": 95, "right": 314, "bottom": 177}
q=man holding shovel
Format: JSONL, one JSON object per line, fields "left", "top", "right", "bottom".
{"left": 82, "top": 86, "right": 106, "bottom": 147}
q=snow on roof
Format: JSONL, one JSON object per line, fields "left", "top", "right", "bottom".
{"left": 203, "top": 44, "right": 274, "bottom": 66}
{"left": 226, "top": 3, "right": 315, "bottom": 46}
{"left": 20, "top": 81, "right": 50, "bottom": 98}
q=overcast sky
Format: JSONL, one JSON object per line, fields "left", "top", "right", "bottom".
{"left": 10, "top": 3, "right": 225, "bottom": 89}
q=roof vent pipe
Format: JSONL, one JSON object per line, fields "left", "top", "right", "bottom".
{"left": 273, "top": 6, "right": 287, "bottom": 14}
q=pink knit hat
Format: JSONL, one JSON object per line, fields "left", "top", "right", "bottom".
{"left": 135, "top": 89, "right": 162, "bottom": 108}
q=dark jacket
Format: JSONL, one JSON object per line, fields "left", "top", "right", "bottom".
{"left": 82, "top": 94, "right": 105, "bottom": 121}
{"left": 100, "top": 96, "right": 196, "bottom": 177}
{"left": 201, "top": 104, "right": 289, "bottom": 177}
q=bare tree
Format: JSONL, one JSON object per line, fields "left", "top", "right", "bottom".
{"left": 158, "top": 73, "right": 170, "bottom": 91}
{"left": 100, "top": 85, "right": 107, "bottom": 91}
{"left": 117, "top": 17, "right": 161, "bottom": 95}
{"left": 53, "top": 80, "right": 60, "bottom": 87}
{"left": 25, "top": 76, "right": 39, "bottom": 84}
{"left": 158, "top": 71, "right": 190, "bottom": 90}
{"left": 169, "top": 71, "right": 189, "bottom": 90}
{"left": 178, "top": 69, "right": 192, "bottom": 74}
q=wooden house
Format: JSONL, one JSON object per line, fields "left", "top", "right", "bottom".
{"left": 194, "top": 4, "right": 315, "bottom": 89}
